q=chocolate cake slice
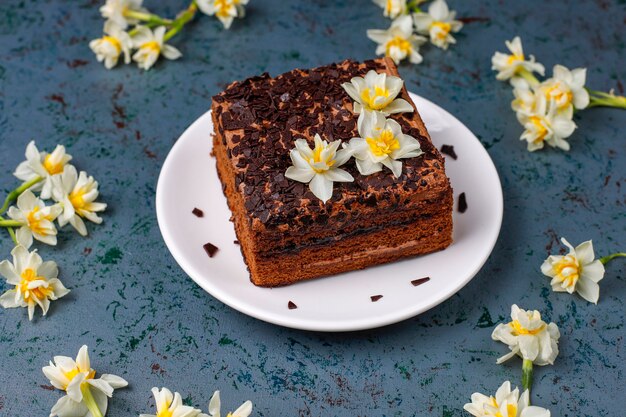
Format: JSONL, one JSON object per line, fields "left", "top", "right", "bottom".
{"left": 211, "top": 57, "right": 453, "bottom": 287}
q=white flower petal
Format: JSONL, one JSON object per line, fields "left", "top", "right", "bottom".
{"left": 309, "top": 174, "right": 333, "bottom": 203}
{"left": 576, "top": 277, "right": 600, "bottom": 304}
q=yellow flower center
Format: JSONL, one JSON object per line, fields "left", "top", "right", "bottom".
{"left": 431, "top": 21, "right": 452, "bottom": 40}
{"left": 506, "top": 53, "right": 525, "bottom": 65}
{"left": 366, "top": 129, "right": 400, "bottom": 157}
{"left": 142, "top": 40, "right": 161, "bottom": 53}
{"left": 69, "top": 187, "right": 88, "bottom": 212}
{"left": 102, "top": 35, "right": 122, "bottom": 54}
{"left": 18, "top": 268, "right": 53, "bottom": 303}
{"left": 61, "top": 367, "right": 96, "bottom": 390}
{"left": 360, "top": 86, "right": 391, "bottom": 110}
{"left": 26, "top": 206, "right": 52, "bottom": 235}
{"left": 43, "top": 154, "right": 65, "bottom": 175}
{"left": 489, "top": 397, "right": 517, "bottom": 417}
{"left": 308, "top": 145, "right": 335, "bottom": 173}
{"left": 543, "top": 83, "right": 573, "bottom": 109}
{"left": 215, "top": 0, "right": 234, "bottom": 17}
{"left": 509, "top": 320, "right": 545, "bottom": 336}
{"left": 529, "top": 116, "right": 548, "bottom": 144}
{"left": 385, "top": 36, "right": 412, "bottom": 58}
{"left": 553, "top": 254, "right": 580, "bottom": 288}
{"left": 157, "top": 408, "right": 173, "bottom": 417}
{"left": 385, "top": 0, "right": 393, "bottom": 13}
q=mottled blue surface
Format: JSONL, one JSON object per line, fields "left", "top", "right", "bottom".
{"left": 0, "top": 0, "right": 625, "bottom": 416}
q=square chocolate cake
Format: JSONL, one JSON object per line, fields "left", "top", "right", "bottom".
{"left": 211, "top": 57, "right": 453, "bottom": 287}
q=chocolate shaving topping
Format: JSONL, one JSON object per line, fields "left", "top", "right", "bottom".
{"left": 440, "top": 145, "right": 457, "bottom": 160}
{"left": 203, "top": 242, "right": 219, "bottom": 258}
{"left": 233, "top": 240, "right": 240, "bottom": 245}
{"left": 287, "top": 301, "right": 298, "bottom": 310}
{"left": 370, "top": 295, "right": 383, "bottom": 302}
{"left": 458, "top": 192, "right": 468, "bottom": 213}
{"left": 411, "top": 277, "right": 430, "bottom": 286}
{"left": 212, "top": 58, "right": 449, "bottom": 231}
{"left": 192, "top": 207, "right": 204, "bottom": 217}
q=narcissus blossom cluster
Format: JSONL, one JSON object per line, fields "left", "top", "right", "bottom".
{"left": 90, "top": 0, "right": 251, "bottom": 70}
{"left": 368, "top": 0, "right": 464, "bottom": 65}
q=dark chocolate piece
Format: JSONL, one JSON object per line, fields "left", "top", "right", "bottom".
{"left": 458, "top": 192, "right": 468, "bottom": 213}
{"left": 192, "top": 207, "right": 204, "bottom": 217}
{"left": 288, "top": 301, "right": 298, "bottom": 310}
{"left": 411, "top": 277, "right": 430, "bottom": 286}
{"left": 233, "top": 240, "right": 240, "bottom": 245}
{"left": 370, "top": 295, "right": 383, "bottom": 302}
{"left": 203, "top": 242, "right": 219, "bottom": 258}
{"left": 440, "top": 145, "right": 457, "bottom": 160}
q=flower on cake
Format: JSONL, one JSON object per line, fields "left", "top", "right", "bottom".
{"left": 52, "top": 165, "right": 107, "bottom": 237}
{"left": 7, "top": 190, "right": 62, "bottom": 247}
{"left": 367, "top": 15, "right": 427, "bottom": 64}
{"left": 412, "top": 0, "right": 463, "bottom": 50}
{"left": 492, "top": 304, "right": 560, "bottom": 366}
{"left": 132, "top": 26, "right": 182, "bottom": 70}
{"left": 89, "top": 20, "right": 133, "bottom": 69}
{"left": 13, "top": 140, "right": 73, "bottom": 200}
{"left": 518, "top": 93, "right": 576, "bottom": 152}
{"left": 140, "top": 387, "right": 205, "bottom": 417}
{"left": 491, "top": 36, "right": 545, "bottom": 83}
{"left": 464, "top": 381, "right": 551, "bottom": 417}
{"left": 285, "top": 134, "right": 354, "bottom": 203}
{"left": 43, "top": 345, "right": 128, "bottom": 417}
{"left": 100, "top": 0, "right": 147, "bottom": 29}
{"left": 0, "top": 245, "right": 69, "bottom": 320}
{"left": 541, "top": 238, "right": 605, "bottom": 304}
{"left": 207, "top": 390, "right": 253, "bottom": 417}
{"left": 197, "top": 0, "right": 249, "bottom": 29}
{"left": 349, "top": 110, "right": 422, "bottom": 177}
{"left": 373, "top": 0, "right": 408, "bottom": 19}
{"left": 341, "top": 70, "right": 414, "bottom": 115}
{"left": 538, "top": 65, "right": 589, "bottom": 115}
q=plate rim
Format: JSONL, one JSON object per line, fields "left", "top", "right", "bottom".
{"left": 156, "top": 92, "right": 504, "bottom": 332}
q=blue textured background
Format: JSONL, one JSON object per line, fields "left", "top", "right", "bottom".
{"left": 1, "top": 1, "right": 624, "bottom": 416}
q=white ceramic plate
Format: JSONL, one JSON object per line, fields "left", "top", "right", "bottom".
{"left": 156, "top": 92, "right": 503, "bottom": 332}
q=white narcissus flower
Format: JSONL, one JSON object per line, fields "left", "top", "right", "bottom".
{"left": 491, "top": 36, "right": 545, "bottom": 82}
{"left": 51, "top": 165, "right": 107, "bottom": 237}
{"left": 197, "top": 0, "right": 249, "bottom": 29}
{"left": 89, "top": 20, "right": 132, "bottom": 69}
{"left": 541, "top": 238, "right": 605, "bottom": 304}
{"left": 373, "top": 0, "right": 408, "bottom": 19}
{"left": 518, "top": 93, "right": 576, "bottom": 152}
{"left": 132, "top": 26, "right": 182, "bottom": 71}
{"left": 492, "top": 305, "right": 560, "bottom": 366}
{"left": 464, "top": 381, "right": 551, "bottom": 417}
{"left": 412, "top": 0, "right": 463, "bottom": 50}
{"left": 349, "top": 111, "right": 422, "bottom": 177}
{"left": 14, "top": 140, "right": 73, "bottom": 199}
{"left": 367, "top": 15, "right": 427, "bottom": 65}
{"left": 100, "top": 0, "right": 146, "bottom": 29}
{"left": 206, "top": 390, "right": 253, "bottom": 417}
{"left": 0, "top": 245, "right": 69, "bottom": 321}
{"left": 510, "top": 77, "right": 538, "bottom": 122}
{"left": 43, "top": 345, "right": 128, "bottom": 417}
{"left": 140, "top": 387, "right": 205, "bottom": 417}
{"left": 7, "top": 190, "right": 62, "bottom": 248}
{"left": 539, "top": 65, "right": 589, "bottom": 114}
{"left": 284, "top": 134, "right": 354, "bottom": 203}
{"left": 341, "top": 70, "right": 414, "bottom": 115}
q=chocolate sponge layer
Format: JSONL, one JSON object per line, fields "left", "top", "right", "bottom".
{"left": 212, "top": 57, "right": 453, "bottom": 286}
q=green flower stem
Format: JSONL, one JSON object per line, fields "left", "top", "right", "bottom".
{"left": 0, "top": 220, "right": 23, "bottom": 227}
{"left": 0, "top": 176, "right": 44, "bottom": 215}
{"left": 600, "top": 252, "right": 626, "bottom": 265}
{"left": 128, "top": 21, "right": 160, "bottom": 36}
{"left": 586, "top": 89, "right": 626, "bottom": 110}
{"left": 518, "top": 69, "right": 541, "bottom": 87}
{"left": 163, "top": 1, "right": 198, "bottom": 42}
{"left": 522, "top": 359, "right": 533, "bottom": 394}
{"left": 81, "top": 383, "right": 104, "bottom": 417}
{"left": 407, "top": 0, "right": 426, "bottom": 13}
{"left": 123, "top": 9, "right": 173, "bottom": 26}
{"left": 0, "top": 215, "right": 18, "bottom": 245}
